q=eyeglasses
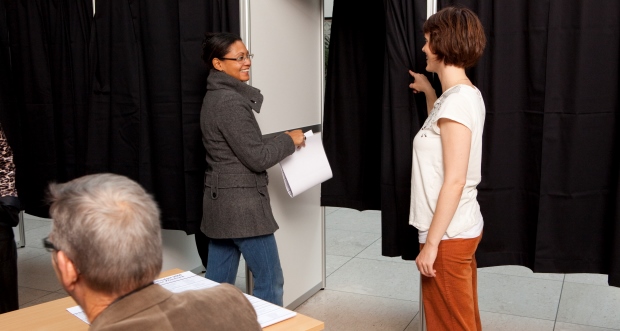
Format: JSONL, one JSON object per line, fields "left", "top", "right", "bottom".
{"left": 43, "top": 236, "right": 58, "bottom": 253}
{"left": 219, "top": 54, "right": 254, "bottom": 63}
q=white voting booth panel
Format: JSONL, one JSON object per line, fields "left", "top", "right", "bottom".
{"left": 241, "top": 0, "right": 324, "bottom": 308}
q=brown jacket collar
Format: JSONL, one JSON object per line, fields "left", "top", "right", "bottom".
{"left": 89, "top": 284, "right": 171, "bottom": 329}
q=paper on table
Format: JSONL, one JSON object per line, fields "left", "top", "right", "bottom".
{"left": 279, "top": 131, "right": 332, "bottom": 197}
{"left": 67, "top": 306, "right": 89, "bottom": 324}
{"left": 66, "top": 271, "right": 296, "bottom": 328}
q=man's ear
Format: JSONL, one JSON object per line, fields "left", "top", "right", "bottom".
{"left": 55, "top": 251, "right": 79, "bottom": 291}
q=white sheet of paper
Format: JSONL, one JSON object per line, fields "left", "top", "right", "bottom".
{"left": 279, "top": 131, "right": 333, "bottom": 197}
{"left": 66, "top": 271, "right": 296, "bottom": 328}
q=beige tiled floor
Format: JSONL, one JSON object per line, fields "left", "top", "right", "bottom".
{"left": 295, "top": 207, "right": 620, "bottom": 331}
{"left": 9, "top": 209, "right": 620, "bottom": 331}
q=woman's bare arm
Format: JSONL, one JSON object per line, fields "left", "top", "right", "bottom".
{"left": 415, "top": 118, "right": 471, "bottom": 277}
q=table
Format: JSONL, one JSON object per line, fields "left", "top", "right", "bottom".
{"left": 0, "top": 269, "right": 324, "bottom": 331}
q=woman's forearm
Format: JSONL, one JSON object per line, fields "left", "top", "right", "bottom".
{"left": 426, "top": 94, "right": 438, "bottom": 115}
{"left": 425, "top": 181, "right": 464, "bottom": 247}
{"left": 425, "top": 118, "right": 472, "bottom": 246}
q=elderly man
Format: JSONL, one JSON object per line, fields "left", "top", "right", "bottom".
{"left": 45, "top": 173, "right": 261, "bottom": 330}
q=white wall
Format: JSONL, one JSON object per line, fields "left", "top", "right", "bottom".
{"left": 242, "top": 0, "right": 325, "bottom": 308}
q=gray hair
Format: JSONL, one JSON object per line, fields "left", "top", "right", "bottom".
{"left": 48, "top": 173, "right": 162, "bottom": 294}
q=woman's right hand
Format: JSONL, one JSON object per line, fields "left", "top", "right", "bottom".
{"left": 416, "top": 243, "right": 438, "bottom": 277}
{"left": 409, "top": 70, "right": 432, "bottom": 94}
{"left": 285, "top": 130, "right": 306, "bottom": 148}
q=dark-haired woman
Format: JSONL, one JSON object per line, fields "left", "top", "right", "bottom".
{"left": 408, "top": 6, "right": 487, "bottom": 330}
{"left": 199, "top": 32, "right": 305, "bottom": 306}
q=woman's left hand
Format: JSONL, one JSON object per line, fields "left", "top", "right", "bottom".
{"left": 415, "top": 244, "right": 438, "bottom": 277}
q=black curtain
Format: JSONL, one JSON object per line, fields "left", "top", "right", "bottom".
{"left": 321, "top": 0, "right": 385, "bottom": 211}
{"left": 379, "top": 0, "right": 429, "bottom": 260}
{"left": 321, "top": 0, "right": 429, "bottom": 260}
{"left": 1, "top": 0, "right": 239, "bottom": 234}
{"left": 324, "top": 0, "right": 620, "bottom": 286}
{"left": 0, "top": 0, "right": 16, "bottom": 144}
{"left": 440, "top": 0, "right": 620, "bottom": 286}
{"left": 3, "top": 0, "right": 94, "bottom": 216}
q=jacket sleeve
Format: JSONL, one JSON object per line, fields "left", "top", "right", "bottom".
{"left": 216, "top": 99, "right": 295, "bottom": 173}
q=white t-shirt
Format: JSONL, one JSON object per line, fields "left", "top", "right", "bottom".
{"left": 409, "top": 84, "right": 485, "bottom": 243}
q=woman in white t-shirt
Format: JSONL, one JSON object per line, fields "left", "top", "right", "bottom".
{"left": 408, "top": 6, "right": 487, "bottom": 331}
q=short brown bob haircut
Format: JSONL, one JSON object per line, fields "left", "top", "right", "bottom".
{"left": 423, "top": 6, "right": 486, "bottom": 69}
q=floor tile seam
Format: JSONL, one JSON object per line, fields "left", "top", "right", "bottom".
{"left": 23, "top": 224, "right": 50, "bottom": 231}
{"left": 326, "top": 219, "right": 382, "bottom": 224}
{"left": 16, "top": 254, "right": 48, "bottom": 263}
{"left": 349, "top": 237, "right": 411, "bottom": 264}
{"left": 554, "top": 321, "right": 620, "bottom": 331}
{"left": 23, "top": 216, "right": 52, "bottom": 221}
{"left": 351, "top": 255, "right": 413, "bottom": 265}
{"left": 19, "top": 284, "right": 56, "bottom": 292}
{"left": 324, "top": 255, "right": 354, "bottom": 277}
{"left": 561, "top": 279, "right": 615, "bottom": 288}
{"left": 402, "top": 311, "right": 421, "bottom": 331}
{"left": 18, "top": 283, "right": 61, "bottom": 292}
{"left": 23, "top": 243, "right": 46, "bottom": 248}
{"left": 478, "top": 270, "right": 565, "bottom": 283}
{"left": 25, "top": 226, "right": 52, "bottom": 233}
{"left": 319, "top": 288, "right": 419, "bottom": 304}
{"left": 16, "top": 246, "right": 47, "bottom": 252}
{"left": 326, "top": 216, "right": 381, "bottom": 221}
{"left": 326, "top": 253, "right": 357, "bottom": 258}
{"left": 325, "top": 227, "right": 382, "bottom": 234}
{"left": 349, "top": 237, "right": 382, "bottom": 261}
{"left": 17, "top": 289, "right": 55, "bottom": 305}
{"left": 552, "top": 274, "right": 566, "bottom": 330}
{"left": 478, "top": 308, "right": 557, "bottom": 322}
{"left": 477, "top": 269, "right": 565, "bottom": 278}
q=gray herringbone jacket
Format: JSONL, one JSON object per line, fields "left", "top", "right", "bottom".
{"left": 200, "top": 70, "right": 295, "bottom": 239}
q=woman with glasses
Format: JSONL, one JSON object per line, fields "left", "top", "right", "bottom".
{"left": 199, "top": 32, "right": 305, "bottom": 306}
{"left": 408, "top": 6, "right": 487, "bottom": 330}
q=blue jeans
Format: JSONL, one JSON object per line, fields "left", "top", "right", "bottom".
{"left": 205, "top": 234, "right": 284, "bottom": 306}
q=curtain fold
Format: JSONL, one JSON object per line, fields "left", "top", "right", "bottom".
{"left": 0, "top": 0, "right": 18, "bottom": 145}
{"left": 4, "top": 0, "right": 93, "bottom": 215}
{"left": 379, "top": 0, "right": 428, "bottom": 260}
{"left": 2, "top": 0, "right": 239, "bottom": 234}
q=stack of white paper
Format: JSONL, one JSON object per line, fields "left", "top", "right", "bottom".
{"left": 67, "top": 271, "right": 297, "bottom": 328}
{"left": 279, "top": 131, "right": 333, "bottom": 197}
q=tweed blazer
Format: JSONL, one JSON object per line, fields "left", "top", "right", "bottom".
{"left": 200, "top": 70, "right": 295, "bottom": 239}
{"left": 89, "top": 283, "right": 261, "bottom": 331}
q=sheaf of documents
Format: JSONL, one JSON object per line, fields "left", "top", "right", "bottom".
{"left": 66, "top": 271, "right": 296, "bottom": 328}
{"left": 279, "top": 131, "right": 333, "bottom": 197}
